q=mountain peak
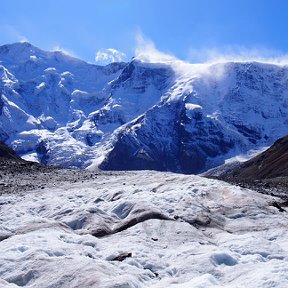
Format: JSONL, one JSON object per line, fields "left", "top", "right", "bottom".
{"left": 0, "top": 42, "right": 45, "bottom": 62}
{"left": 1, "top": 41, "right": 38, "bottom": 51}
{"left": 0, "top": 42, "right": 89, "bottom": 67}
{"left": 0, "top": 42, "right": 287, "bottom": 173}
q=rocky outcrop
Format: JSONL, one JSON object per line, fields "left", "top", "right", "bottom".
{"left": 216, "top": 135, "right": 288, "bottom": 198}
{"left": 0, "top": 142, "right": 22, "bottom": 161}
{"left": 225, "top": 135, "right": 288, "bottom": 179}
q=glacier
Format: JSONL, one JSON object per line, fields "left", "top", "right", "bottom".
{"left": 1, "top": 42, "right": 288, "bottom": 288}
{"left": 1, "top": 171, "right": 288, "bottom": 287}
{"left": 0, "top": 42, "right": 288, "bottom": 173}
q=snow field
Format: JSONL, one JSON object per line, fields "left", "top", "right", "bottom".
{"left": 1, "top": 172, "right": 288, "bottom": 287}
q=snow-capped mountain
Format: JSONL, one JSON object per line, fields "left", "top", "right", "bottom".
{"left": 0, "top": 42, "right": 287, "bottom": 172}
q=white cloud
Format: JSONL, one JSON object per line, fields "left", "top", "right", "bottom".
{"left": 95, "top": 48, "right": 127, "bottom": 65}
{"left": 134, "top": 31, "right": 177, "bottom": 63}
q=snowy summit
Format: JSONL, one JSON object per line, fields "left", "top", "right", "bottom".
{"left": 0, "top": 42, "right": 287, "bottom": 174}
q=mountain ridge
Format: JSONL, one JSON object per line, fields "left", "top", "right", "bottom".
{"left": 210, "top": 135, "right": 288, "bottom": 198}
{"left": 0, "top": 42, "right": 287, "bottom": 173}
{"left": 0, "top": 141, "right": 22, "bottom": 161}
{"left": 230, "top": 135, "right": 288, "bottom": 179}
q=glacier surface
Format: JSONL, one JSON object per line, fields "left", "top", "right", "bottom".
{"left": 0, "top": 171, "right": 288, "bottom": 287}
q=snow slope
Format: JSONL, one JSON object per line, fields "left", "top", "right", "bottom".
{"left": 1, "top": 171, "right": 288, "bottom": 287}
{"left": 0, "top": 42, "right": 288, "bottom": 172}
{"left": 99, "top": 61, "right": 288, "bottom": 173}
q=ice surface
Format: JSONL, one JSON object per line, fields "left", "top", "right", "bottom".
{"left": 1, "top": 171, "right": 288, "bottom": 287}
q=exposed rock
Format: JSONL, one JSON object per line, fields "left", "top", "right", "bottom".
{"left": 111, "top": 252, "right": 132, "bottom": 262}
{"left": 228, "top": 135, "right": 288, "bottom": 179}
{"left": 0, "top": 142, "right": 23, "bottom": 161}
{"left": 217, "top": 135, "right": 288, "bottom": 198}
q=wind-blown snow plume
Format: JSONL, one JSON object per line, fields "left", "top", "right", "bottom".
{"left": 95, "top": 48, "right": 127, "bottom": 65}
{"left": 52, "top": 46, "right": 76, "bottom": 57}
{"left": 133, "top": 32, "right": 226, "bottom": 80}
{"left": 134, "top": 32, "right": 177, "bottom": 63}
{"left": 1, "top": 24, "right": 29, "bottom": 43}
{"left": 188, "top": 45, "right": 288, "bottom": 65}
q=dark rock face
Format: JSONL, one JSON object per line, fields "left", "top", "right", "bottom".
{"left": 111, "top": 253, "right": 132, "bottom": 262}
{"left": 214, "top": 135, "right": 288, "bottom": 198}
{"left": 0, "top": 142, "right": 24, "bottom": 161}
{"left": 36, "top": 141, "right": 49, "bottom": 164}
{"left": 112, "top": 61, "right": 172, "bottom": 91}
{"left": 0, "top": 96, "right": 4, "bottom": 116}
{"left": 100, "top": 99, "right": 237, "bottom": 174}
{"left": 231, "top": 122, "right": 262, "bottom": 144}
{"left": 0, "top": 129, "right": 9, "bottom": 143}
{"left": 100, "top": 103, "right": 181, "bottom": 172}
{"left": 115, "top": 62, "right": 135, "bottom": 84}
{"left": 228, "top": 135, "right": 288, "bottom": 179}
{"left": 178, "top": 102, "right": 235, "bottom": 173}
{"left": 0, "top": 142, "right": 22, "bottom": 160}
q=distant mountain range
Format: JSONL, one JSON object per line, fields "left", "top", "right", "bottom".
{"left": 0, "top": 42, "right": 287, "bottom": 173}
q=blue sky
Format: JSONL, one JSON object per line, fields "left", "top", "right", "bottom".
{"left": 1, "top": 0, "right": 288, "bottom": 64}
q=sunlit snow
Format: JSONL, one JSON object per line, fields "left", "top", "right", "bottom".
{"left": 0, "top": 43, "right": 287, "bottom": 172}
{"left": 1, "top": 172, "right": 288, "bottom": 287}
